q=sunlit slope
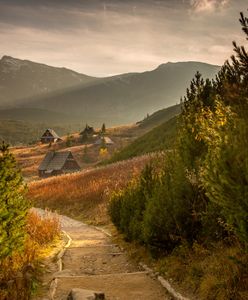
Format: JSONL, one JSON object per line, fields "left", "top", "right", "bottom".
{"left": 5, "top": 61, "right": 219, "bottom": 125}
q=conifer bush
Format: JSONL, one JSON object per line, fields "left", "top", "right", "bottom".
{"left": 0, "top": 142, "right": 30, "bottom": 261}
{"left": 109, "top": 164, "right": 156, "bottom": 242}
{"left": 143, "top": 152, "right": 197, "bottom": 251}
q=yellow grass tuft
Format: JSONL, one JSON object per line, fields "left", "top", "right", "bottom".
{"left": 26, "top": 210, "right": 61, "bottom": 246}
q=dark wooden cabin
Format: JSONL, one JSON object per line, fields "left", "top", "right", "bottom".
{"left": 79, "top": 124, "right": 96, "bottom": 142}
{"left": 40, "top": 129, "right": 62, "bottom": 144}
{"left": 38, "top": 151, "right": 81, "bottom": 177}
{"left": 80, "top": 124, "right": 96, "bottom": 136}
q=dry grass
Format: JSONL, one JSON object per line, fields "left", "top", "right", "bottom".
{"left": 26, "top": 210, "right": 61, "bottom": 246}
{"left": 28, "top": 155, "right": 152, "bottom": 225}
{"left": 11, "top": 127, "right": 138, "bottom": 180}
{"left": 0, "top": 210, "right": 61, "bottom": 300}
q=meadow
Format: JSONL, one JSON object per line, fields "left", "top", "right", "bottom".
{"left": 28, "top": 155, "right": 152, "bottom": 225}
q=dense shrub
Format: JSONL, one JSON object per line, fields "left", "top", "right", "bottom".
{"left": 143, "top": 152, "right": 197, "bottom": 251}
{"left": 109, "top": 164, "right": 156, "bottom": 242}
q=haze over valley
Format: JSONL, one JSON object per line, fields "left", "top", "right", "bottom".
{"left": 0, "top": 55, "right": 219, "bottom": 132}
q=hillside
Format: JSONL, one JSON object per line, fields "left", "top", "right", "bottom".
{"left": 0, "top": 58, "right": 219, "bottom": 125}
{"left": 0, "top": 120, "right": 69, "bottom": 146}
{"left": 137, "top": 104, "right": 181, "bottom": 129}
{"left": 107, "top": 116, "right": 178, "bottom": 163}
{"left": 0, "top": 55, "right": 97, "bottom": 108}
{"left": 28, "top": 155, "right": 151, "bottom": 225}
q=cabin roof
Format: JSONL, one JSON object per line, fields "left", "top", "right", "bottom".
{"left": 41, "top": 128, "right": 60, "bottom": 139}
{"left": 38, "top": 151, "right": 73, "bottom": 171}
{"left": 80, "top": 124, "right": 95, "bottom": 135}
{"left": 95, "top": 136, "right": 114, "bottom": 145}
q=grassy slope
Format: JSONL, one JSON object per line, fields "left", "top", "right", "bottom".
{"left": 107, "top": 116, "right": 178, "bottom": 163}
{"left": 28, "top": 155, "right": 152, "bottom": 225}
{"left": 137, "top": 104, "right": 181, "bottom": 129}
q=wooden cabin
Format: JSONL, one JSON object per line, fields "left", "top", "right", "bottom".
{"left": 38, "top": 151, "right": 81, "bottom": 177}
{"left": 40, "top": 129, "right": 62, "bottom": 144}
{"left": 95, "top": 136, "right": 114, "bottom": 145}
{"left": 80, "top": 124, "right": 96, "bottom": 136}
{"left": 80, "top": 124, "right": 96, "bottom": 142}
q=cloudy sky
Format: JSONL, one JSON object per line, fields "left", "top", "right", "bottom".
{"left": 0, "top": 0, "right": 247, "bottom": 76}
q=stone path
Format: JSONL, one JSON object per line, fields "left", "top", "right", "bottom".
{"left": 34, "top": 209, "right": 170, "bottom": 300}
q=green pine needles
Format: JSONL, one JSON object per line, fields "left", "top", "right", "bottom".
{"left": 0, "top": 142, "right": 30, "bottom": 261}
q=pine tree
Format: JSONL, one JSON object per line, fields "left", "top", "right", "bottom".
{"left": 0, "top": 142, "right": 29, "bottom": 261}
{"left": 101, "top": 123, "right": 106, "bottom": 135}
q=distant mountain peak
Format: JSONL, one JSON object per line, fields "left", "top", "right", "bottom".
{"left": 1, "top": 55, "right": 14, "bottom": 60}
{"left": 0, "top": 55, "right": 28, "bottom": 73}
{"left": 156, "top": 61, "right": 220, "bottom": 70}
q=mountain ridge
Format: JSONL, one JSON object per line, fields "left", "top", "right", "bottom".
{"left": 0, "top": 55, "right": 98, "bottom": 108}
{"left": 0, "top": 56, "right": 220, "bottom": 126}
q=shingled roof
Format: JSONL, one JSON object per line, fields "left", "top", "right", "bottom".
{"left": 38, "top": 151, "right": 72, "bottom": 171}
{"left": 41, "top": 128, "right": 60, "bottom": 139}
{"left": 80, "top": 124, "right": 95, "bottom": 136}
{"left": 95, "top": 136, "right": 114, "bottom": 145}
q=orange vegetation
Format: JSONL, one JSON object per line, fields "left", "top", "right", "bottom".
{"left": 27, "top": 210, "right": 61, "bottom": 246}
{"left": 0, "top": 210, "right": 60, "bottom": 300}
{"left": 28, "top": 155, "right": 152, "bottom": 225}
{"left": 12, "top": 129, "right": 136, "bottom": 180}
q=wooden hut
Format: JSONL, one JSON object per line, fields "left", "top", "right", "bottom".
{"left": 80, "top": 124, "right": 96, "bottom": 142}
{"left": 38, "top": 151, "right": 80, "bottom": 177}
{"left": 40, "top": 129, "right": 62, "bottom": 144}
{"left": 95, "top": 136, "right": 114, "bottom": 145}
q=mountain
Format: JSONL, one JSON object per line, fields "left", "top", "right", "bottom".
{"left": 0, "top": 56, "right": 220, "bottom": 126}
{"left": 0, "top": 55, "right": 97, "bottom": 108}
{"left": 20, "top": 61, "right": 219, "bottom": 125}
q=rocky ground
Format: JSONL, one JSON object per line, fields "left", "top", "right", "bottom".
{"left": 33, "top": 209, "right": 170, "bottom": 300}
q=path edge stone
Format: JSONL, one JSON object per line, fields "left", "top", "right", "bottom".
{"left": 139, "top": 263, "right": 190, "bottom": 300}
{"left": 49, "top": 230, "right": 72, "bottom": 300}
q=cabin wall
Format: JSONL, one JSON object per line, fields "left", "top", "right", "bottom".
{"left": 40, "top": 137, "right": 56, "bottom": 144}
{"left": 38, "top": 169, "right": 63, "bottom": 178}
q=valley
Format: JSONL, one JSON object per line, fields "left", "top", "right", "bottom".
{"left": 0, "top": 56, "right": 219, "bottom": 135}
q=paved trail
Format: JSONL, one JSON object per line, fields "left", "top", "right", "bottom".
{"left": 34, "top": 209, "right": 170, "bottom": 300}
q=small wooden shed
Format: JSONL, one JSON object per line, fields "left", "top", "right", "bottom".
{"left": 38, "top": 151, "right": 80, "bottom": 177}
{"left": 40, "top": 129, "right": 62, "bottom": 144}
{"left": 95, "top": 136, "right": 114, "bottom": 145}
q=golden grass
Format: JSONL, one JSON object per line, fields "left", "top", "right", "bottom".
{"left": 26, "top": 210, "right": 61, "bottom": 246}
{"left": 11, "top": 127, "right": 137, "bottom": 179}
{"left": 28, "top": 155, "right": 152, "bottom": 225}
{"left": 0, "top": 210, "right": 61, "bottom": 300}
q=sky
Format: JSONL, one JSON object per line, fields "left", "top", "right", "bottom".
{"left": 0, "top": 0, "right": 247, "bottom": 76}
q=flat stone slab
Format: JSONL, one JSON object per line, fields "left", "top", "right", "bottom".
{"left": 67, "top": 288, "right": 105, "bottom": 300}
{"left": 55, "top": 273, "right": 169, "bottom": 300}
